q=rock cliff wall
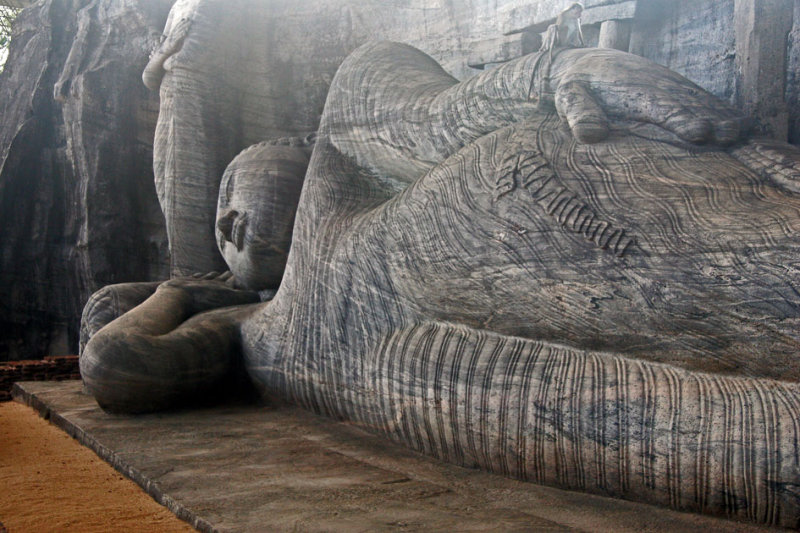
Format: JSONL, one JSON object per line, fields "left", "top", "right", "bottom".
{"left": 788, "top": 1, "right": 800, "bottom": 144}
{"left": 629, "top": 0, "right": 736, "bottom": 103}
{"left": 0, "top": 0, "right": 171, "bottom": 360}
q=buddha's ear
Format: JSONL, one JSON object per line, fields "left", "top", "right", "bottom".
{"left": 216, "top": 209, "right": 238, "bottom": 244}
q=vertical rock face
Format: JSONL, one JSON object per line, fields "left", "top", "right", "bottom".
{"left": 734, "top": 0, "right": 793, "bottom": 139}
{"left": 629, "top": 0, "right": 736, "bottom": 104}
{"left": 787, "top": 1, "right": 800, "bottom": 144}
{"left": 0, "top": 0, "right": 172, "bottom": 361}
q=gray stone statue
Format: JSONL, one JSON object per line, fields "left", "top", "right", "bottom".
{"left": 139, "top": 0, "right": 348, "bottom": 278}
{"left": 81, "top": 41, "right": 800, "bottom": 527}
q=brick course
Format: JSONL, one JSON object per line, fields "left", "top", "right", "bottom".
{"left": 0, "top": 356, "right": 80, "bottom": 402}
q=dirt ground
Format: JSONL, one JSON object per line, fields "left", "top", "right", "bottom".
{"left": 0, "top": 401, "right": 194, "bottom": 532}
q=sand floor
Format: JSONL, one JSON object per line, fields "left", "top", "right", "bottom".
{"left": 0, "top": 401, "right": 194, "bottom": 532}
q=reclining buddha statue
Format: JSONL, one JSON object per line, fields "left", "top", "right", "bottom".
{"left": 81, "top": 40, "right": 800, "bottom": 527}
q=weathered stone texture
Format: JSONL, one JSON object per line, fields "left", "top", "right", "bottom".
{"left": 734, "top": 0, "right": 793, "bottom": 139}
{"left": 630, "top": 0, "right": 737, "bottom": 104}
{"left": 787, "top": 0, "right": 800, "bottom": 144}
{"left": 0, "top": 0, "right": 171, "bottom": 361}
{"left": 0, "top": 0, "right": 86, "bottom": 361}
{"left": 238, "top": 44, "right": 800, "bottom": 525}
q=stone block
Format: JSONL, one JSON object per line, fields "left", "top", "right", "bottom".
{"left": 598, "top": 19, "right": 632, "bottom": 50}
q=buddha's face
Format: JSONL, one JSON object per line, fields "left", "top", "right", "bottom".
{"left": 215, "top": 144, "right": 308, "bottom": 291}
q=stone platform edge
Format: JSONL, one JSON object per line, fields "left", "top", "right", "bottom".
{"left": 12, "top": 381, "right": 213, "bottom": 533}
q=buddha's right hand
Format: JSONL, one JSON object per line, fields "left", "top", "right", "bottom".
{"left": 159, "top": 272, "right": 261, "bottom": 314}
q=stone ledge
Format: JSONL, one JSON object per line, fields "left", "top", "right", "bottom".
{"left": 504, "top": 0, "right": 637, "bottom": 36}
{"left": 12, "top": 381, "right": 778, "bottom": 533}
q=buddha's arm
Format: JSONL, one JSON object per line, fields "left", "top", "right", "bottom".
{"left": 324, "top": 43, "right": 742, "bottom": 185}
{"left": 80, "top": 275, "right": 261, "bottom": 413}
{"left": 549, "top": 48, "right": 741, "bottom": 144}
{"left": 435, "top": 47, "right": 743, "bottom": 146}
{"left": 323, "top": 43, "right": 553, "bottom": 179}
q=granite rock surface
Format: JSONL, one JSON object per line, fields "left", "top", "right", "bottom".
{"left": 0, "top": 0, "right": 172, "bottom": 360}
